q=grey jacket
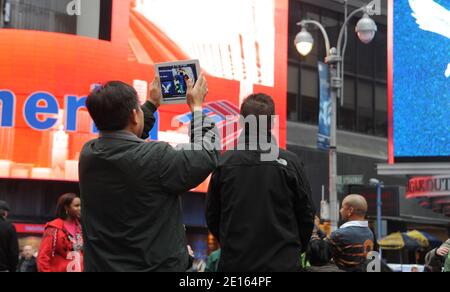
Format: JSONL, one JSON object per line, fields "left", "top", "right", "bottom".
{"left": 79, "top": 103, "right": 220, "bottom": 272}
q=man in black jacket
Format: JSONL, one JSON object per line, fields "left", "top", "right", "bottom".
{"left": 206, "top": 93, "right": 315, "bottom": 272}
{"left": 17, "top": 245, "right": 37, "bottom": 273}
{"left": 0, "top": 200, "right": 19, "bottom": 272}
{"left": 79, "top": 76, "right": 219, "bottom": 272}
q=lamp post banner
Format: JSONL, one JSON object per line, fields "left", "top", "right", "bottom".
{"left": 317, "top": 61, "right": 331, "bottom": 151}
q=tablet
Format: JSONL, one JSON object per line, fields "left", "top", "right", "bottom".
{"left": 155, "top": 60, "right": 201, "bottom": 104}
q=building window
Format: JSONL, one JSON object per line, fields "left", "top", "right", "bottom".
{"left": 375, "top": 84, "right": 388, "bottom": 137}
{"left": 0, "top": 0, "right": 112, "bottom": 40}
{"left": 288, "top": 64, "right": 300, "bottom": 121}
{"left": 357, "top": 80, "right": 374, "bottom": 134}
{"left": 288, "top": 0, "right": 388, "bottom": 137}
{"left": 339, "top": 77, "right": 356, "bottom": 131}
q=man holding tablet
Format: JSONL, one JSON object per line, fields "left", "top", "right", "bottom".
{"left": 79, "top": 73, "right": 220, "bottom": 272}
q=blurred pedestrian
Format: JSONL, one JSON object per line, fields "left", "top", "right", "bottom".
{"left": 305, "top": 239, "right": 344, "bottom": 272}
{"left": 205, "top": 249, "right": 221, "bottom": 272}
{"left": 313, "top": 215, "right": 327, "bottom": 240}
{"left": 425, "top": 239, "right": 450, "bottom": 272}
{"left": 0, "top": 200, "right": 19, "bottom": 272}
{"left": 17, "top": 245, "right": 37, "bottom": 272}
{"left": 37, "top": 193, "right": 83, "bottom": 272}
{"left": 329, "top": 195, "right": 374, "bottom": 272}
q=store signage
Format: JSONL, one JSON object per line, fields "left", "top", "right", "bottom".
{"left": 406, "top": 176, "right": 450, "bottom": 198}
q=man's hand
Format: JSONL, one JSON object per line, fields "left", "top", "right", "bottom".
{"left": 186, "top": 74, "right": 207, "bottom": 112}
{"left": 149, "top": 76, "right": 162, "bottom": 108}
{"left": 437, "top": 247, "right": 449, "bottom": 257}
{"left": 187, "top": 245, "right": 195, "bottom": 258}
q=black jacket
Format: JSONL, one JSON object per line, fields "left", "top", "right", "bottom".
{"left": 79, "top": 102, "right": 220, "bottom": 272}
{"left": 206, "top": 135, "right": 315, "bottom": 272}
{"left": 0, "top": 217, "right": 19, "bottom": 272}
{"left": 17, "top": 257, "right": 38, "bottom": 273}
{"left": 305, "top": 263, "right": 345, "bottom": 273}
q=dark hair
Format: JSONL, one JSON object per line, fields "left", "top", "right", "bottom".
{"left": 56, "top": 193, "right": 79, "bottom": 220}
{"left": 86, "top": 81, "right": 140, "bottom": 131}
{"left": 0, "top": 209, "right": 6, "bottom": 219}
{"left": 306, "top": 239, "right": 333, "bottom": 266}
{"left": 240, "top": 93, "right": 275, "bottom": 119}
{"left": 240, "top": 93, "right": 275, "bottom": 137}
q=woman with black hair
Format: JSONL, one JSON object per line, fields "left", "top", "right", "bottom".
{"left": 305, "top": 239, "right": 344, "bottom": 273}
{"left": 37, "top": 193, "right": 83, "bottom": 272}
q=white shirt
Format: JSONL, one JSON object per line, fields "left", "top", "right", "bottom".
{"left": 339, "top": 221, "right": 369, "bottom": 229}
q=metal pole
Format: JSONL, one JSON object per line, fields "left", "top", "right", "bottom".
{"left": 377, "top": 183, "right": 383, "bottom": 256}
{"left": 329, "top": 64, "right": 339, "bottom": 232}
{"left": 297, "top": 1, "right": 375, "bottom": 232}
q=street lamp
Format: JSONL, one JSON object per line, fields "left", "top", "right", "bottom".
{"left": 295, "top": 28, "right": 314, "bottom": 56}
{"left": 356, "top": 14, "right": 378, "bottom": 44}
{"left": 370, "top": 178, "right": 384, "bottom": 256}
{"left": 294, "top": 1, "right": 378, "bottom": 232}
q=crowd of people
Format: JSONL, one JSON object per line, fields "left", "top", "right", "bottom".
{"left": 0, "top": 75, "right": 449, "bottom": 272}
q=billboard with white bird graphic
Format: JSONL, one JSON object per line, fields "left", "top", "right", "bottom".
{"left": 389, "top": 0, "right": 450, "bottom": 162}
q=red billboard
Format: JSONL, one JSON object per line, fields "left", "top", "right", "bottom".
{"left": 0, "top": 0, "right": 288, "bottom": 189}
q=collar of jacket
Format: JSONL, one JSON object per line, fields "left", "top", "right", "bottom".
{"left": 339, "top": 221, "right": 369, "bottom": 229}
{"left": 237, "top": 132, "right": 278, "bottom": 151}
{"left": 99, "top": 130, "right": 145, "bottom": 143}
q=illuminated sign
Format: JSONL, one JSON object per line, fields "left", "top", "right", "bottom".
{"left": 134, "top": 0, "right": 275, "bottom": 87}
{"left": 0, "top": 0, "right": 288, "bottom": 184}
{"left": 406, "top": 176, "right": 450, "bottom": 198}
{"left": 0, "top": 91, "right": 97, "bottom": 132}
{"left": 388, "top": 0, "right": 450, "bottom": 163}
{"left": 13, "top": 223, "right": 45, "bottom": 235}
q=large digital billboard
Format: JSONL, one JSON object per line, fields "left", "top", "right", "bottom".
{"left": 0, "top": 0, "right": 288, "bottom": 187}
{"left": 388, "top": 0, "right": 450, "bottom": 163}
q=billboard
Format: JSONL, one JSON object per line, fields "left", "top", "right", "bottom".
{"left": 0, "top": 0, "right": 288, "bottom": 186}
{"left": 388, "top": 0, "right": 450, "bottom": 163}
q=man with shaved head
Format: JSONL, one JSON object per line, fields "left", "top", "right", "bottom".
{"left": 329, "top": 194, "right": 374, "bottom": 272}
{"left": 17, "top": 246, "right": 37, "bottom": 273}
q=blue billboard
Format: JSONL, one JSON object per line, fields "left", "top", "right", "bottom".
{"left": 392, "top": 0, "right": 450, "bottom": 162}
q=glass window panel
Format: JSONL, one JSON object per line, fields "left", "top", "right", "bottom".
{"left": 287, "top": 93, "right": 298, "bottom": 122}
{"left": 376, "top": 25, "right": 388, "bottom": 80}
{"left": 343, "top": 77, "right": 355, "bottom": 108}
{"left": 301, "top": 68, "right": 318, "bottom": 99}
{"left": 375, "top": 84, "right": 387, "bottom": 111}
{"left": 300, "top": 95, "right": 319, "bottom": 125}
{"left": 288, "top": 65, "right": 299, "bottom": 94}
{"left": 357, "top": 81, "right": 374, "bottom": 134}
{"left": 339, "top": 77, "right": 356, "bottom": 131}
{"left": 375, "top": 84, "right": 388, "bottom": 137}
{"left": 288, "top": 0, "right": 302, "bottom": 60}
{"left": 321, "top": 10, "right": 339, "bottom": 46}
{"left": 357, "top": 41, "right": 374, "bottom": 77}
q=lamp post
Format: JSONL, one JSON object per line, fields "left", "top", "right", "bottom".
{"left": 295, "top": 1, "right": 378, "bottom": 231}
{"left": 370, "top": 178, "right": 384, "bottom": 256}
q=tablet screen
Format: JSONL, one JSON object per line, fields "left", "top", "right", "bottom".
{"left": 157, "top": 61, "right": 199, "bottom": 103}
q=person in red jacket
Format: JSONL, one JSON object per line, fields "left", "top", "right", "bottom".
{"left": 37, "top": 193, "right": 83, "bottom": 272}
